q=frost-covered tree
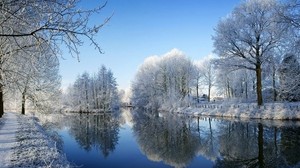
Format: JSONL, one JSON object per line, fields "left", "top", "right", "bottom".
{"left": 0, "top": 0, "right": 108, "bottom": 55}
{"left": 10, "top": 44, "right": 61, "bottom": 115}
{"left": 131, "top": 49, "right": 197, "bottom": 109}
{"left": 193, "top": 64, "right": 202, "bottom": 103}
{"left": 65, "top": 65, "right": 120, "bottom": 112}
{"left": 262, "top": 52, "right": 281, "bottom": 101}
{"left": 195, "top": 57, "right": 216, "bottom": 102}
{"left": 279, "top": 0, "right": 300, "bottom": 55}
{"left": 0, "top": 0, "right": 109, "bottom": 118}
{"left": 214, "top": 63, "right": 257, "bottom": 101}
{"left": 213, "top": 0, "right": 284, "bottom": 106}
{"left": 131, "top": 56, "right": 161, "bottom": 109}
{"left": 0, "top": 35, "right": 61, "bottom": 115}
{"left": 278, "top": 54, "right": 300, "bottom": 101}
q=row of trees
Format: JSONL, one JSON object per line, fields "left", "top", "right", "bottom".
{"left": 64, "top": 65, "right": 120, "bottom": 112}
{"left": 8, "top": 45, "right": 61, "bottom": 115}
{"left": 0, "top": 0, "right": 108, "bottom": 118}
{"left": 131, "top": 49, "right": 214, "bottom": 109}
{"left": 132, "top": 0, "right": 300, "bottom": 109}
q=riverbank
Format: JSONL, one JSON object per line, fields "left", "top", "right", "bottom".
{"left": 0, "top": 112, "right": 71, "bottom": 168}
{"left": 170, "top": 102, "right": 300, "bottom": 120}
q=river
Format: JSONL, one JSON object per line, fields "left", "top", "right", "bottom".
{"left": 48, "top": 108, "right": 300, "bottom": 168}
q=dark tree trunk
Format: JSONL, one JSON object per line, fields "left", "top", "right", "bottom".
{"left": 22, "top": 93, "right": 25, "bottom": 115}
{"left": 245, "top": 80, "right": 248, "bottom": 99}
{"left": 258, "top": 123, "right": 264, "bottom": 168}
{"left": 256, "top": 64, "right": 263, "bottom": 106}
{"left": 208, "top": 84, "right": 211, "bottom": 102}
{"left": 272, "top": 68, "right": 277, "bottom": 101}
{"left": 197, "top": 117, "right": 200, "bottom": 132}
{"left": 0, "top": 85, "right": 3, "bottom": 118}
{"left": 196, "top": 78, "right": 199, "bottom": 103}
{"left": 227, "top": 80, "right": 231, "bottom": 98}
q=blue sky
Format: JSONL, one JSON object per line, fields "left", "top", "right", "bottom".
{"left": 59, "top": 0, "right": 241, "bottom": 90}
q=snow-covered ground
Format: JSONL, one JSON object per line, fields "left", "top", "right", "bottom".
{"left": 0, "top": 112, "right": 71, "bottom": 168}
{"left": 0, "top": 112, "right": 18, "bottom": 168}
{"left": 170, "top": 102, "right": 300, "bottom": 120}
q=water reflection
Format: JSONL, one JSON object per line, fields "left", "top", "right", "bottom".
{"left": 131, "top": 109, "right": 300, "bottom": 168}
{"left": 132, "top": 110, "right": 200, "bottom": 167}
{"left": 215, "top": 122, "right": 266, "bottom": 167}
{"left": 52, "top": 109, "right": 300, "bottom": 168}
{"left": 66, "top": 113, "right": 120, "bottom": 157}
{"left": 214, "top": 120, "right": 300, "bottom": 168}
{"left": 280, "top": 126, "right": 300, "bottom": 166}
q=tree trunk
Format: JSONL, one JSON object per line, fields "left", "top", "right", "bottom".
{"left": 227, "top": 80, "right": 231, "bottom": 98}
{"left": 85, "top": 82, "right": 89, "bottom": 111}
{"left": 258, "top": 123, "right": 264, "bottom": 168}
{"left": 208, "top": 84, "right": 211, "bottom": 102}
{"left": 256, "top": 64, "right": 263, "bottom": 106}
{"left": 245, "top": 80, "right": 248, "bottom": 99}
{"left": 0, "top": 84, "right": 3, "bottom": 118}
{"left": 196, "top": 78, "right": 199, "bottom": 103}
{"left": 22, "top": 93, "right": 26, "bottom": 115}
{"left": 272, "top": 67, "right": 277, "bottom": 101}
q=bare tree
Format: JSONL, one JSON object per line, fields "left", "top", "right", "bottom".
{"left": 213, "top": 0, "right": 284, "bottom": 106}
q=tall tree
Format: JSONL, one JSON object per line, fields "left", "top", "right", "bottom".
{"left": 213, "top": 0, "right": 283, "bottom": 106}
{"left": 196, "top": 57, "right": 216, "bottom": 102}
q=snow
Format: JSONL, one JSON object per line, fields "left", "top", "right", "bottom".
{"left": 0, "top": 112, "right": 18, "bottom": 168}
{"left": 169, "top": 102, "right": 300, "bottom": 120}
{"left": 0, "top": 112, "right": 71, "bottom": 168}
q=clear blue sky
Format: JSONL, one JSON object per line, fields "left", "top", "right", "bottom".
{"left": 59, "top": 0, "right": 241, "bottom": 90}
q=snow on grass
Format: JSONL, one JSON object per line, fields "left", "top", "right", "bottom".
{"left": 10, "top": 114, "right": 71, "bottom": 168}
{"left": 170, "top": 102, "right": 300, "bottom": 120}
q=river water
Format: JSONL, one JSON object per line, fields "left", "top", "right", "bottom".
{"left": 51, "top": 108, "right": 300, "bottom": 168}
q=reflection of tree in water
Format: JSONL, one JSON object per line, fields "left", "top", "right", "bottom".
{"left": 196, "top": 117, "right": 219, "bottom": 162}
{"left": 67, "top": 113, "right": 120, "bottom": 157}
{"left": 214, "top": 120, "right": 300, "bottom": 168}
{"left": 132, "top": 111, "right": 200, "bottom": 168}
{"left": 215, "top": 121, "right": 259, "bottom": 167}
{"left": 131, "top": 110, "right": 300, "bottom": 167}
{"left": 280, "top": 126, "right": 300, "bottom": 167}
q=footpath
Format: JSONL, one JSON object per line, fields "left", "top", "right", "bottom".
{"left": 0, "top": 112, "right": 18, "bottom": 168}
